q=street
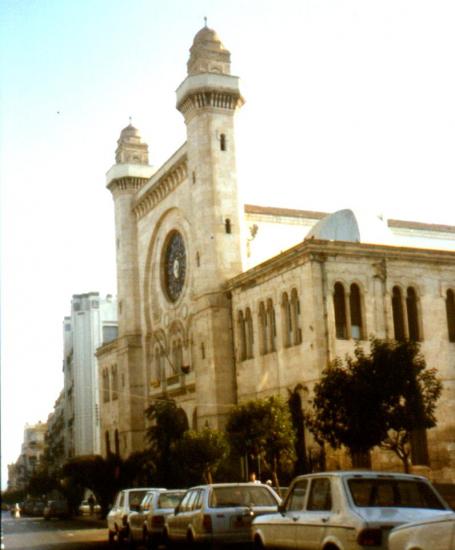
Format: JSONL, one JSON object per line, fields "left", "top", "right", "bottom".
{"left": 1, "top": 511, "right": 109, "bottom": 549}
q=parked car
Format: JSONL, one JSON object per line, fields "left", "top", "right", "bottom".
{"left": 252, "top": 471, "right": 451, "bottom": 550}
{"left": 165, "top": 483, "right": 281, "bottom": 547}
{"left": 388, "top": 511, "right": 455, "bottom": 550}
{"left": 107, "top": 487, "right": 165, "bottom": 545}
{"left": 29, "top": 500, "right": 46, "bottom": 517}
{"left": 127, "top": 489, "right": 166, "bottom": 547}
{"left": 43, "top": 499, "right": 70, "bottom": 520}
{"left": 79, "top": 499, "right": 101, "bottom": 515}
{"left": 142, "top": 490, "right": 186, "bottom": 547}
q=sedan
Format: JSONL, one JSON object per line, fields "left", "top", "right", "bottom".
{"left": 165, "top": 483, "right": 281, "bottom": 547}
{"left": 252, "top": 471, "right": 451, "bottom": 550}
{"left": 388, "top": 512, "right": 455, "bottom": 550}
{"left": 128, "top": 489, "right": 185, "bottom": 548}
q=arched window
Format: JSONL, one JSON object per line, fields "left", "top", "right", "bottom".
{"left": 111, "top": 365, "right": 118, "bottom": 400}
{"left": 102, "top": 369, "right": 110, "bottom": 403}
{"left": 114, "top": 429, "right": 120, "bottom": 456}
{"left": 392, "top": 286, "right": 406, "bottom": 341}
{"left": 245, "top": 307, "right": 254, "bottom": 358}
{"left": 349, "top": 283, "right": 363, "bottom": 340}
{"left": 172, "top": 339, "right": 183, "bottom": 373}
{"left": 220, "top": 133, "right": 226, "bottom": 151}
{"left": 334, "top": 283, "right": 348, "bottom": 339}
{"left": 282, "top": 292, "right": 292, "bottom": 348}
{"left": 406, "top": 287, "right": 421, "bottom": 341}
{"left": 267, "top": 299, "right": 276, "bottom": 352}
{"left": 154, "top": 345, "right": 163, "bottom": 382}
{"left": 291, "top": 288, "right": 302, "bottom": 345}
{"left": 238, "top": 310, "right": 247, "bottom": 361}
{"left": 446, "top": 289, "right": 455, "bottom": 342}
{"left": 225, "top": 218, "right": 232, "bottom": 234}
{"left": 105, "top": 431, "right": 111, "bottom": 456}
{"left": 259, "top": 302, "right": 268, "bottom": 355}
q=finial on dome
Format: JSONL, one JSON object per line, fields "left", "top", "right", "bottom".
{"left": 204, "top": 16, "right": 207, "bottom": 27}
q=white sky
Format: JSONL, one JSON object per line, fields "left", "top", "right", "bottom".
{"left": 1, "top": 0, "right": 454, "bottom": 488}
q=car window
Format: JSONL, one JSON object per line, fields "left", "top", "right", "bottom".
{"left": 158, "top": 492, "right": 184, "bottom": 509}
{"left": 178, "top": 491, "right": 192, "bottom": 512}
{"left": 307, "top": 478, "right": 332, "bottom": 511}
{"left": 348, "top": 478, "right": 446, "bottom": 509}
{"left": 118, "top": 493, "right": 124, "bottom": 507}
{"left": 193, "top": 490, "right": 203, "bottom": 510}
{"left": 129, "top": 490, "right": 149, "bottom": 509}
{"left": 210, "top": 486, "right": 277, "bottom": 508}
{"left": 286, "top": 479, "right": 309, "bottom": 511}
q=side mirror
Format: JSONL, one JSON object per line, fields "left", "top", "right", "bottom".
{"left": 174, "top": 505, "right": 180, "bottom": 515}
{"left": 278, "top": 503, "right": 286, "bottom": 514}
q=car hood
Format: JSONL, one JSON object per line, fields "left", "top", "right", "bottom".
{"left": 355, "top": 507, "right": 451, "bottom": 526}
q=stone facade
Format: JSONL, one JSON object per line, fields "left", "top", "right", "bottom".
{"left": 98, "top": 25, "right": 455, "bottom": 481}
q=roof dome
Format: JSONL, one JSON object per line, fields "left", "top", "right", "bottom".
{"left": 306, "top": 209, "right": 394, "bottom": 245}
{"left": 187, "top": 25, "right": 231, "bottom": 76}
{"left": 192, "top": 26, "right": 222, "bottom": 45}
{"left": 119, "top": 123, "right": 141, "bottom": 139}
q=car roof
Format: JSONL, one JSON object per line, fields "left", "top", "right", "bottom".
{"left": 188, "top": 483, "right": 274, "bottom": 489}
{"left": 291, "top": 471, "right": 430, "bottom": 482}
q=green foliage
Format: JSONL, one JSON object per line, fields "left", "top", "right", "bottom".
{"left": 226, "top": 395, "right": 296, "bottom": 487}
{"left": 174, "top": 428, "right": 229, "bottom": 484}
{"left": 61, "top": 454, "right": 123, "bottom": 516}
{"left": 145, "top": 398, "right": 189, "bottom": 486}
{"left": 307, "top": 338, "right": 442, "bottom": 470}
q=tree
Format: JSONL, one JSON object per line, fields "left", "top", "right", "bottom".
{"left": 226, "top": 395, "right": 296, "bottom": 489}
{"left": 61, "top": 454, "right": 123, "bottom": 516}
{"left": 174, "top": 428, "right": 229, "bottom": 484}
{"left": 145, "top": 398, "right": 189, "bottom": 486}
{"left": 307, "top": 338, "right": 442, "bottom": 471}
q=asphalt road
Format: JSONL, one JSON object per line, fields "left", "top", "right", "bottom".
{"left": 1, "top": 511, "right": 109, "bottom": 549}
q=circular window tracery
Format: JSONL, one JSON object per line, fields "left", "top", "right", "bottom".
{"left": 162, "top": 231, "right": 186, "bottom": 302}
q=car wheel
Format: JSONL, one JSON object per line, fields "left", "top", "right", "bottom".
{"left": 254, "top": 535, "right": 265, "bottom": 550}
{"left": 127, "top": 528, "right": 135, "bottom": 548}
{"left": 163, "top": 529, "right": 173, "bottom": 550}
{"left": 108, "top": 529, "right": 116, "bottom": 546}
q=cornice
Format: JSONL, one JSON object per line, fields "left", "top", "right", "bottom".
{"left": 107, "top": 176, "right": 149, "bottom": 196}
{"left": 132, "top": 154, "right": 188, "bottom": 219}
{"left": 226, "top": 239, "right": 455, "bottom": 292}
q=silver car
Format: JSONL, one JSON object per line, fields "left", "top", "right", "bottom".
{"left": 252, "top": 471, "right": 451, "bottom": 550}
{"left": 107, "top": 487, "right": 165, "bottom": 545}
{"left": 128, "top": 489, "right": 185, "bottom": 547}
{"left": 388, "top": 512, "right": 455, "bottom": 550}
{"left": 165, "top": 483, "right": 281, "bottom": 547}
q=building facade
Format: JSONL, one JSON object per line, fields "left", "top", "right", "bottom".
{"left": 63, "top": 292, "right": 117, "bottom": 457}
{"left": 98, "top": 26, "right": 455, "bottom": 481}
{"left": 7, "top": 422, "right": 47, "bottom": 491}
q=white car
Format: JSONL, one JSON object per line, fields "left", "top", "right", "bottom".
{"left": 252, "top": 471, "right": 451, "bottom": 550}
{"left": 388, "top": 512, "right": 455, "bottom": 550}
{"left": 165, "top": 483, "right": 281, "bottom": 547}
{"left": 127, "top": 489, "right": 185, "bottom": 547}
{"left": 107, "top": 487, "right": 165, "bottom": 545}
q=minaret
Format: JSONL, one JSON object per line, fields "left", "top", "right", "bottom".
{"left": 176, "top": 26, "right": 245, "bottom": 427}
{"left": 105, "top": 123, "right": 154, "bottom": 452}
{"left": 176, "top": 25, "right": 245, "bottom": 295}
{"left": 106, "top": 123, "right": 154, "bottom": 337}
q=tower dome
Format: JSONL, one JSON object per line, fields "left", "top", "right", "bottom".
{"left": 187, "top": 24, "right": 231, "bottom": 76}
{"left": 115, "top": 122, "right": 149, "bottom": 165}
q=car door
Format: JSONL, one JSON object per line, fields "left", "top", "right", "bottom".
{"left": 171, "top": 490, "right": 197, "bottom": 541}
{"left": 295, "top": 478, "right": 332, "bottom": 550}
{"left": 266, "top": 479, "right": 309, "bottom": 549}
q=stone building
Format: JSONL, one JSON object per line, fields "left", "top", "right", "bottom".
{"left": 98, "top": 25, "right": 455, "bottom": 481}
{"left": 7, "top": 422, "right": 47, "bottom": 491}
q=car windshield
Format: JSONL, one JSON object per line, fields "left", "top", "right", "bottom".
{"left": 158, "top": 493, "right": 184, "bottom": 508}
{"left": 129, "top": 490, "right": 148, "bottom": 507}
{"left": 209, "top": 486, "right": 277, "bottom": 508}
{"left": 347, "top": 478, "right": 446, "bottom": 509}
